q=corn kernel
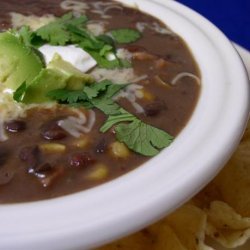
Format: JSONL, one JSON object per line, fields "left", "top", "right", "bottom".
{"left": 142, "top": 89, "right": 155, "bottom": 101}
{"left": 39, "top": 143, "right": 66, "bottom": 153}
{"left": 72, "top": 136, "right": 89, "bottom": 148}
{"left": 87, "top": 164, "right": 108, "bottom": 180}
{"left": 110, "top": 141, "right": 130, "bottom": 159}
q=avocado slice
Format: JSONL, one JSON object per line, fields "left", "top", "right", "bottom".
{"left": 22, "top": 68, "right": 68, "bottom": 103}
{"left": 48, "top": 54, "right": 94, "bottom": 90}
{"left": 22, "top": 54, "right": 94, "bottom": 103}
{"left": 0, "top": 32, "right": 44, "bottom": 91}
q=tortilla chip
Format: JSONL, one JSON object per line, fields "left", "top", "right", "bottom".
{"left": 206, "top": 201, "right": 250, "bottom": 248}
{"left": 193, "top": 121, "right": 250, "bottom": 248}
{"left": 213, "top": 151, "right": 250, "bottom": 218}
{"left": 97, "top": 222, "right": 187, "bottom": 250}
{"left": 194, "top": 122, "right": 250, "bottom": 215}
{"left": 98, "top": 204, "right": 214, "bottom": 250}
{"left": 166, "top": 204, "right": 214, "bottom": 250}
{"left": 146, "top": 221, "right": 188, "bottom": 250}
{"left": 97, "top": 230, "right": 152, "bottom": 250}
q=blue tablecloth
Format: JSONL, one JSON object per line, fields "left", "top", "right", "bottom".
{"left": 177, "top": 0, "right": 250, "bottom": 51}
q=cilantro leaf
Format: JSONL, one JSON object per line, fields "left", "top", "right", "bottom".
{"left": 110, "top": 28, "right": 141, "bottom": 44}
{"left": 46, "top": 80, "right": 127, "bottom": 115}
{"left": 13, "top": 82, "right": 27, "bottom": 102}
{"left": 66, "top": 24, "right": 130, "bottom": 69}
{"left": 91, "top": 98, "right": 121, "bottom": 115}
{"left": 84, "top": 80, "right": 127, "bottom": 101}
{"left": 115, "top": 119, "right": 174, "bottom": 156}
{"left": 87, "top": 51, "right": 121, "bottom": 69}
{"left": 47, "top": 89, "right": 87, "bottom": 103}
{"left": 84, "top": 80, "right": 112, "bottom": 99}
{"left": 66, "top": 15, "right": 88, "bottom": 27}
{"left": 97, "top": 34, "right": 115, "bottom": 48}
{"left": 66, "top": 24, "right": 104, "bottom": 49}
{"left": 100, "top": 108, "right": 174, "bottom": 156}
{"left": 35, "top": 13, "right": 88, "bottom": 45}
{"left": 100, "top": 109, "right": 134, "bottom": 132}
{"left": 105, "top": 84, "right": 128, "bottom": 98}
{"left": 85, "top": 81, "right": 128, "bottom": 115}
{"left": 99, "top": 44, "right": 113, "bottom": 57}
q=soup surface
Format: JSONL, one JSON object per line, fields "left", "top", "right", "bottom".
{"left": 0, "top": 0, "right": 200, "bottom": 203}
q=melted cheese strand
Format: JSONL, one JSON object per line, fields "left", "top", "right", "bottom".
{"left": 103, "top": 5, "right": 123, "bottom": 13}
{"left": 60, "top": 0, "right": 89, "bottom": 14}
{"left": 171, "top": 72, "right": 201, "bottom": 85}
{"left": 91, "top": 67, "right": 147, "bottom": 85}
{"left": 114, "top": 84, "right": 145, "bottom": 113}
{"left": 58, "top": 109, "right": 96, "bottom": 137}
{"left": 87, "top": 21, "right": 106, "bottom": 36}
{"left": 90, "top": 2, "right": 123, "bottom": 19}
{"left": 136, "top": 21, "right": 174, "bottom": 35}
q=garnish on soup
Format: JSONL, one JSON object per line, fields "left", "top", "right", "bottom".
{"left": 0, "top": 0, "right": 200, "bottom": 203}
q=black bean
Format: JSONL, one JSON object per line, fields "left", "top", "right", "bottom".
{"left": 95, "top": 138, "right": 107, "bottom": 154}
{"left": 41, "top": 120, "right": 67, "bottom": 140}
{"left": 69, "top": 153, "right": 95, "bottom": 168}
{"left": 30, "top": 163, "right": 63, "bottom": 187}
{"left": 30, "top": 163, "right": 53, "bottom": 178}
{"left": 19, "top": 146, "right": 40, "bottom": 168}
{"left": 144, "top": 101, "right": 166, "bottom": 117}
{"left": 5, "top": 120, "right": 26, "bottom": 133}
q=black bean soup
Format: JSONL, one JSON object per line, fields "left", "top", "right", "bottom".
{"left": 0, "top": 0, "right": 200, "bottom": 203}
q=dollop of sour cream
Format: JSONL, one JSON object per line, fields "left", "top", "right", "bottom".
{"left": 39, "top": 44, "right": 97, "bottom": 72}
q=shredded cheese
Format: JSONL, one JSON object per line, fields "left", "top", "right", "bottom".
{"left": 116, "top": 48, "right": 133, "bottom": 61}
{"left": 60, "top": 0, "right": 122, "bottom": 19}
{"left": 91, "top": 67, "right": 147, "bottom": 85}
{"left": 90, "top": 1, "right": 122, "bottom": 19}
{"left": 58, "top": 109, "right": 96, "bottom": 137}
{"left": 171, "top": 72, "right": 201, "bottom": 85}
{"left": 60, "top": 0, "right": 89, "bottom": 15}
{"left": 87, "top": 22, "right": 106, "bottom": 36}
{"left": 114, "top": 84, "right": 145, "bottom": 113}
{"left": 10, "top": 12, "right": 56, "bottom": 30}
{"left": 136, "top": 21, "right": 174, "bottom": 35}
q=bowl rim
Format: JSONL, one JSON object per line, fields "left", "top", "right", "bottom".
{"left": 0, "top": 1, "right": 249, "bottom": 249}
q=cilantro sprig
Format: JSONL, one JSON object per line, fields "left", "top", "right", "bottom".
{"left": 12, "top": 12, "right": 141, "bottom": 69}
{"left": 47, "top": 80, "right": 127, "bottom": 115}
{"left": 100, "top": 108, "right": 173, "bottom": 156}
{"left": 46, "top": 80, "right": 174, "bottom": 156}
{"left": 116, "top": 119, "right": 173, "bottom": 156}
{"left": 46, "top": 89, "right": 87, "bottom": 104}
{"left": 35, "top": 13, "right": 88, "bottom": 45}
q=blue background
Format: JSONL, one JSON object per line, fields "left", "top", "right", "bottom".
{"left": 177, "top": 0, "right": 250, "bottom": 51}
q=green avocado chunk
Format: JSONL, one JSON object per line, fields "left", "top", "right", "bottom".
{"left": 22, "top": 54, "right": 94, "bottom": 103}
{"left": 48, "top": 54, "right": 94, "bottom": 90}
{"left": 0, "top": 32, "right": 44, "bottom": 90}
{"left": 22, "top": 68, "right": 68, "bottom": 103}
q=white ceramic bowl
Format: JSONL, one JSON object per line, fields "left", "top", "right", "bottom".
{"left": 0, "top": 1, "right": 249, "bottom": 249}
